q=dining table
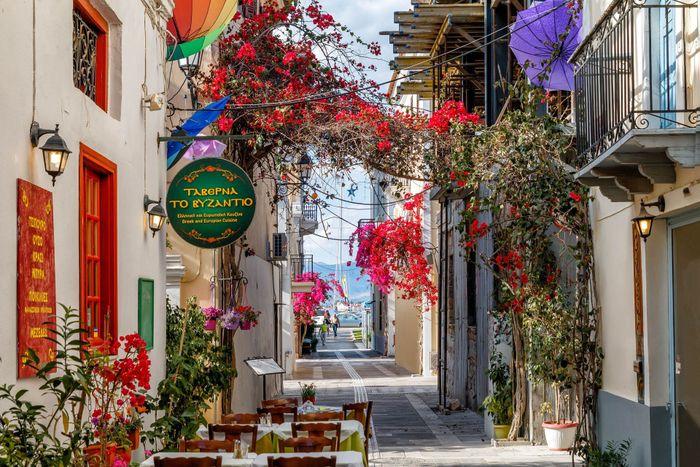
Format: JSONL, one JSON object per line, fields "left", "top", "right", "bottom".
{"left": 196, "top": 424, "right": 277, "bottom": 453}
{"left": 141, "top": 452, "right": 256, "bottom": 466}
{"left": 252, "top": 451, "right": 363, "bottom": 467}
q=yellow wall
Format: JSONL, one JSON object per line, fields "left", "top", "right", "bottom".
{"left": 394, "top": 293, "right": 422, "bottom": 374}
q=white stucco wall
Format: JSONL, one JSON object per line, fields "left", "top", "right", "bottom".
{"left": 0, "top": 0, "right": 172, "bottom": 400}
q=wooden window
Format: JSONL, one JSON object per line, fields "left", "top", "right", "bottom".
{"left": 73, "top": 0, "right": 108, "bottom": 110}
{"left": 79, "top": 144, "right": 117, "bottom": 340}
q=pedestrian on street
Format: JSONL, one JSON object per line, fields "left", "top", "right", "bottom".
{"left": 331, "top": 313, "right": 340, "bottom": 337}
{"left": 320, "top": 315, "right": 329, "bottom": 346}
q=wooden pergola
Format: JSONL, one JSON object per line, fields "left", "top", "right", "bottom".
{"left": 381, "top": 1, "right": 486, "bottom": 110}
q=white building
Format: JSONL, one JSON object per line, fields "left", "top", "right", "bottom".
{"left": 0, "top": 0, "right": 173, "bottom": 397}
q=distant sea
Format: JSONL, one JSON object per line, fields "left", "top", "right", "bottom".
{"left": 314, "top": 262, "right": 371, "bottom": 302}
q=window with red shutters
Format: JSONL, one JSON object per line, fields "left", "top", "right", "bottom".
{"left": 73, "top": 0, "right": 108, "bottom": 110}
{"left": 79, "top": 144, "right": 117, "bottom": 340}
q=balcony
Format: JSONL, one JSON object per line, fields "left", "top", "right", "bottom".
{"left": 572, "top": 0, "right": 698, "bottom": 201}
{"left": 292, "top": 201, "right": 319, "bottom": 236}
{"left": 290, "top": 254, "right": 314, "bottom": 278}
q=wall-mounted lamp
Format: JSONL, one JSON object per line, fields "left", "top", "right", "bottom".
{"left": 632, "top": 195, "right": 665, "bottom": 241}
{"left": 296, "top": 154, "right": 312, "bottom": 184}
{"left": 144, "top": 195, "right": 167, "bottom": 237}
{"left": 30, "top": 122, "right": 71, "bottom": 186}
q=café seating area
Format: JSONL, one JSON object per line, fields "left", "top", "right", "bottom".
{"left": 142, "top": 397, "right": 373, "bottom": 467}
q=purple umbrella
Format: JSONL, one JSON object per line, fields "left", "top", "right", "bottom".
{"left": 509, "top": 0, "right": 581, "bottom": 91}
{"left": 182, "top": 135, "right": 227, "bottom": 160}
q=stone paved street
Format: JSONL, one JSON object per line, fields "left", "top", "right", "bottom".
{"left": 285, "top": 329, "right": 578, "bottom": 466}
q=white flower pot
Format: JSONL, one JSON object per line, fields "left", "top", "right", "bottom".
{"left": 542, "top": 421, "right": 578, "bottom": 451}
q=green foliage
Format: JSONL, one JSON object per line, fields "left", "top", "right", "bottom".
{"left": 0, "top": 305, "right": 91, "bottom": 465}
{"left": 582, "top": 439, "right": 631, "bottom": 466}
{"left": 144, "top": 298, "right": 235, "bottom": 450}
{"left": 481, "top": 353, "right": 513, "bottom": 425}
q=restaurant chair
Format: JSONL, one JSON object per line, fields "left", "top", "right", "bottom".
{"left": 221, "top": 412, "right": 261, "bottom": 424}
{"left": 178, "top": 439, "right": 234, "bottom": 453}
{"left": 342, "top": 401, "right": 373, "bottom": 456}
{"left": 266, "top": 456, "right": 337, "bottom": 467}
{"left": 258, "top": 405, "right": 298, "bottom": 424}
{"left": 154, "top": 457, "right": 222, "bottom": 467}
{"left": 207, "top": 423, "right": 258, "bottom": 452}
{"left": 261, "top": 397, "right": 299, "bottom": 408}
{"left": 298, "top": 411, "right": 344, "bottom": 422}
{"left": 291, "top": 422, "right": 341, "bottom": 450}
{"left": 278, "top": 436, "right": 335, "bottom": 453}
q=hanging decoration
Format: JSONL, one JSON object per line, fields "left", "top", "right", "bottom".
{"left": 166, "top": 0, "right": 239, "bottom": 61}
{"left": 509, "top": 0, "right": 581, "bottom": 91}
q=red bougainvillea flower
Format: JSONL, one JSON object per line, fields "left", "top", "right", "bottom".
{"left": 236, "top": 42, "right": 257, "bottom": 61}
{"left": 428, "top": 100, "right": 480, "bottom": 134}
{"left": 569, "top": 191, "right": 582, "bottom": 202}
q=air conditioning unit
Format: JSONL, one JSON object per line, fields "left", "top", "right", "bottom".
{"left": 270, "top": 233, "right": 288, "bottom": 260}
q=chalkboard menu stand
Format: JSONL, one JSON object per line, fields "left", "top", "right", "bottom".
{"left": 244, "top": 356, "right": 285, "bottom": 401}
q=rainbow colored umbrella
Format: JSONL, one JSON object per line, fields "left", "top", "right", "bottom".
{"left": 167, "top": 0, "right": 239, "bottom": 61}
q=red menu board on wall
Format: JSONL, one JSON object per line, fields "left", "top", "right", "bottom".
{"left": 17, "top": 179, "right": 56, "bottom": 378}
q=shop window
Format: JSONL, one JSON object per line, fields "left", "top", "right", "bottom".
{"left": 79, "top": 144, "right": 117, "bottom": 340}
{"left": 73, "top": 0, "right": 108, "bottom": 110}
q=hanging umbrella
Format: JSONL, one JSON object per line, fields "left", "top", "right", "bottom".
{"left": 182, "top": 136, "right": 227, "bottom": 160}
{"left": 509, "top": 0, "right": 581, "bottom": 91}
{"left": 167, "top": 0, "right": 239, "bottom": 61}
{"left": 167, "top": 95, "right": 231, "bottom": 169}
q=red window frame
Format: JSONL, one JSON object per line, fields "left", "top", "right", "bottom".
{"left": 79, "top": 144, "right": 117, "bottom": 341}
{"left": 73, "top": 0, "right": 108, "bottom": 110}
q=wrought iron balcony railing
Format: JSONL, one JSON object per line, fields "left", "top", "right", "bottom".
{"left": 572, "top": 0, "right": 698, "bottom": 166}
{"left": 302, "top": 202, "right": 318, "bottom": 223}
{"left": 291, "top": 254, "right": 314, "bottom": 279}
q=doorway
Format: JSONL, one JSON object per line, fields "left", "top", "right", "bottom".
{"left": 670, "top": 216, "right": 700, "bottom": 465}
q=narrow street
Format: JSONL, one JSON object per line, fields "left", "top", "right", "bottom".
{"left": 285, "top": 329, "right": 575, "bottom": 466}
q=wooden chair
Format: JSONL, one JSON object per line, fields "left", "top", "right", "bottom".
{"left": 207, "top": 424, "right": 258, "bottom": 452}
{"left": 261, "top": 397, "right": 299, "bottom": 408}
{"left": 291, "top": 422, "right": 341, "bottom": 450}
{"left": 258, "top": 406, "right": 298, "bottom": 424}
{"left": 221, "top": 412, "right": 261, "bottom": 424}
{"left": 266, "top": 456, "right": 337, "bottom": 467}
{"left": 178, "top": 439, "right": 234, "bottom": 453}
{"left": 343, "top": 401, "right": 373, "bottom": 456}
{"left": 154, "top": 457, "right": 222, "bottom": 467}
{"left": 278, "top": 436, "right": 335, "bottom": 453}
{"left": 298, "top": 411, "right": 344, "bottom": 422}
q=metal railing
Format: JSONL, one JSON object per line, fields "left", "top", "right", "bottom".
{"left": 302, "top": 202, "right": 318, "bottom": 223}
{"left": 291, "top": 254, "right": 314, "bottom": 279}
{"left": 572, "top": 0, "right": 698, "bottom": 166}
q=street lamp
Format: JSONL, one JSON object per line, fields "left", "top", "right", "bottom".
{"left": 632, "top": 195, "right": 665, "bottom": 241}
{"left": 297, "top": 154, "right": 312, "bottom": 184}
{"left": 144, "top": 196, "right": 167, "bottom": 237}
{"left": 30, "top": 122, "right": 71, "bottom": 186}
{"left": 177, "top": 52, "right": 202, "bottom": 79}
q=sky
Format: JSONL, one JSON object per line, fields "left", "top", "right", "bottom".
{"left": 303, "top": 1, "right": 405, "bottom": 270}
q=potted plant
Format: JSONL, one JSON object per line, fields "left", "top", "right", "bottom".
{"left": 299, "top": 383, "right": 317, "bottom": 404}
{"left": 202, "top": 306, "right": 223, "bottom": 331}
{"left": 482, "top": 353, "right": 513, "bottom": 439}
{"left": 540, "top": 388, "right": 578, "bottom": 451}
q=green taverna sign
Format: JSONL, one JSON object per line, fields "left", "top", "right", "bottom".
{"left": 167, "top": 158, "right": 256, "bottom": 249}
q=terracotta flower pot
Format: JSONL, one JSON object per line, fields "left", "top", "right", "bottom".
{"left": 493, "top": 423, "right": 511, "bottom": 440}
{"left": 542, "top": 420, "right": 578, "bottom": 451}
{"left": 302, "top": 395, "right": 316, "bottom": 404}
{"left": 84, "top": 443, "right": 131, "bottom": 466}
{"left": 204, "top": 319, "right": 217, "bottom": 331}
{"left": 127, "top": 427, "right": 141, "bottom": 449}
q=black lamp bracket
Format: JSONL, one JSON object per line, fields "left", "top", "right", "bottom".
{"left": 641, "top": 195, "right": 665, "bottom": 213}
{"left": 30, "top": 122, "right": 59, "bottom": 147}
{"left": 144, "top": 195, "right": 162, "bottom": 210}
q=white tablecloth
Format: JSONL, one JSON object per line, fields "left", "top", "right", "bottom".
{"left": 196, "top": 424, "right": 277, "bottom": 441}
{"left": 141, "top": 452, "right": 255, "bottom": 466}
{"left": 275, "top": 420, "right": 365, "bottom": 443}
{"left": 253, "top": 452, "right": 363, "bottom": 467}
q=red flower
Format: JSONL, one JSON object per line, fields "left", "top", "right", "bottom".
{"left": 377, "top": 140, "right": 392, "bottom": 152}
{"left": 569, "top": 191, "right": 582, "bottom": 203}
{"left": 236, "top": 42, "right": 257, "bottom": 61}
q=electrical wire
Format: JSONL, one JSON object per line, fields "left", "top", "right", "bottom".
{"left": 170, "top": 1, "right": 569, "bottom": 112}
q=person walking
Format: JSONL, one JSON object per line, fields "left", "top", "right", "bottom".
{"left": 320, "top": 315, "right": 329, "bottom": 346}
{"left": 331, "top": 313, "right": 340, "bottom": 337}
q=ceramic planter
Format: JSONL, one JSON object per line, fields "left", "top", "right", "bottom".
{"left": 204, "top": 319, "right": 217, "bottom": 331}
{"left": 302, "top": 395, "right": 316, "bottom": 404}
{"left": 542, "top": 420, "right": 578, "bottom": 451}
{"left": 493, "top": 423, "right": 511, "bottom": 440}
